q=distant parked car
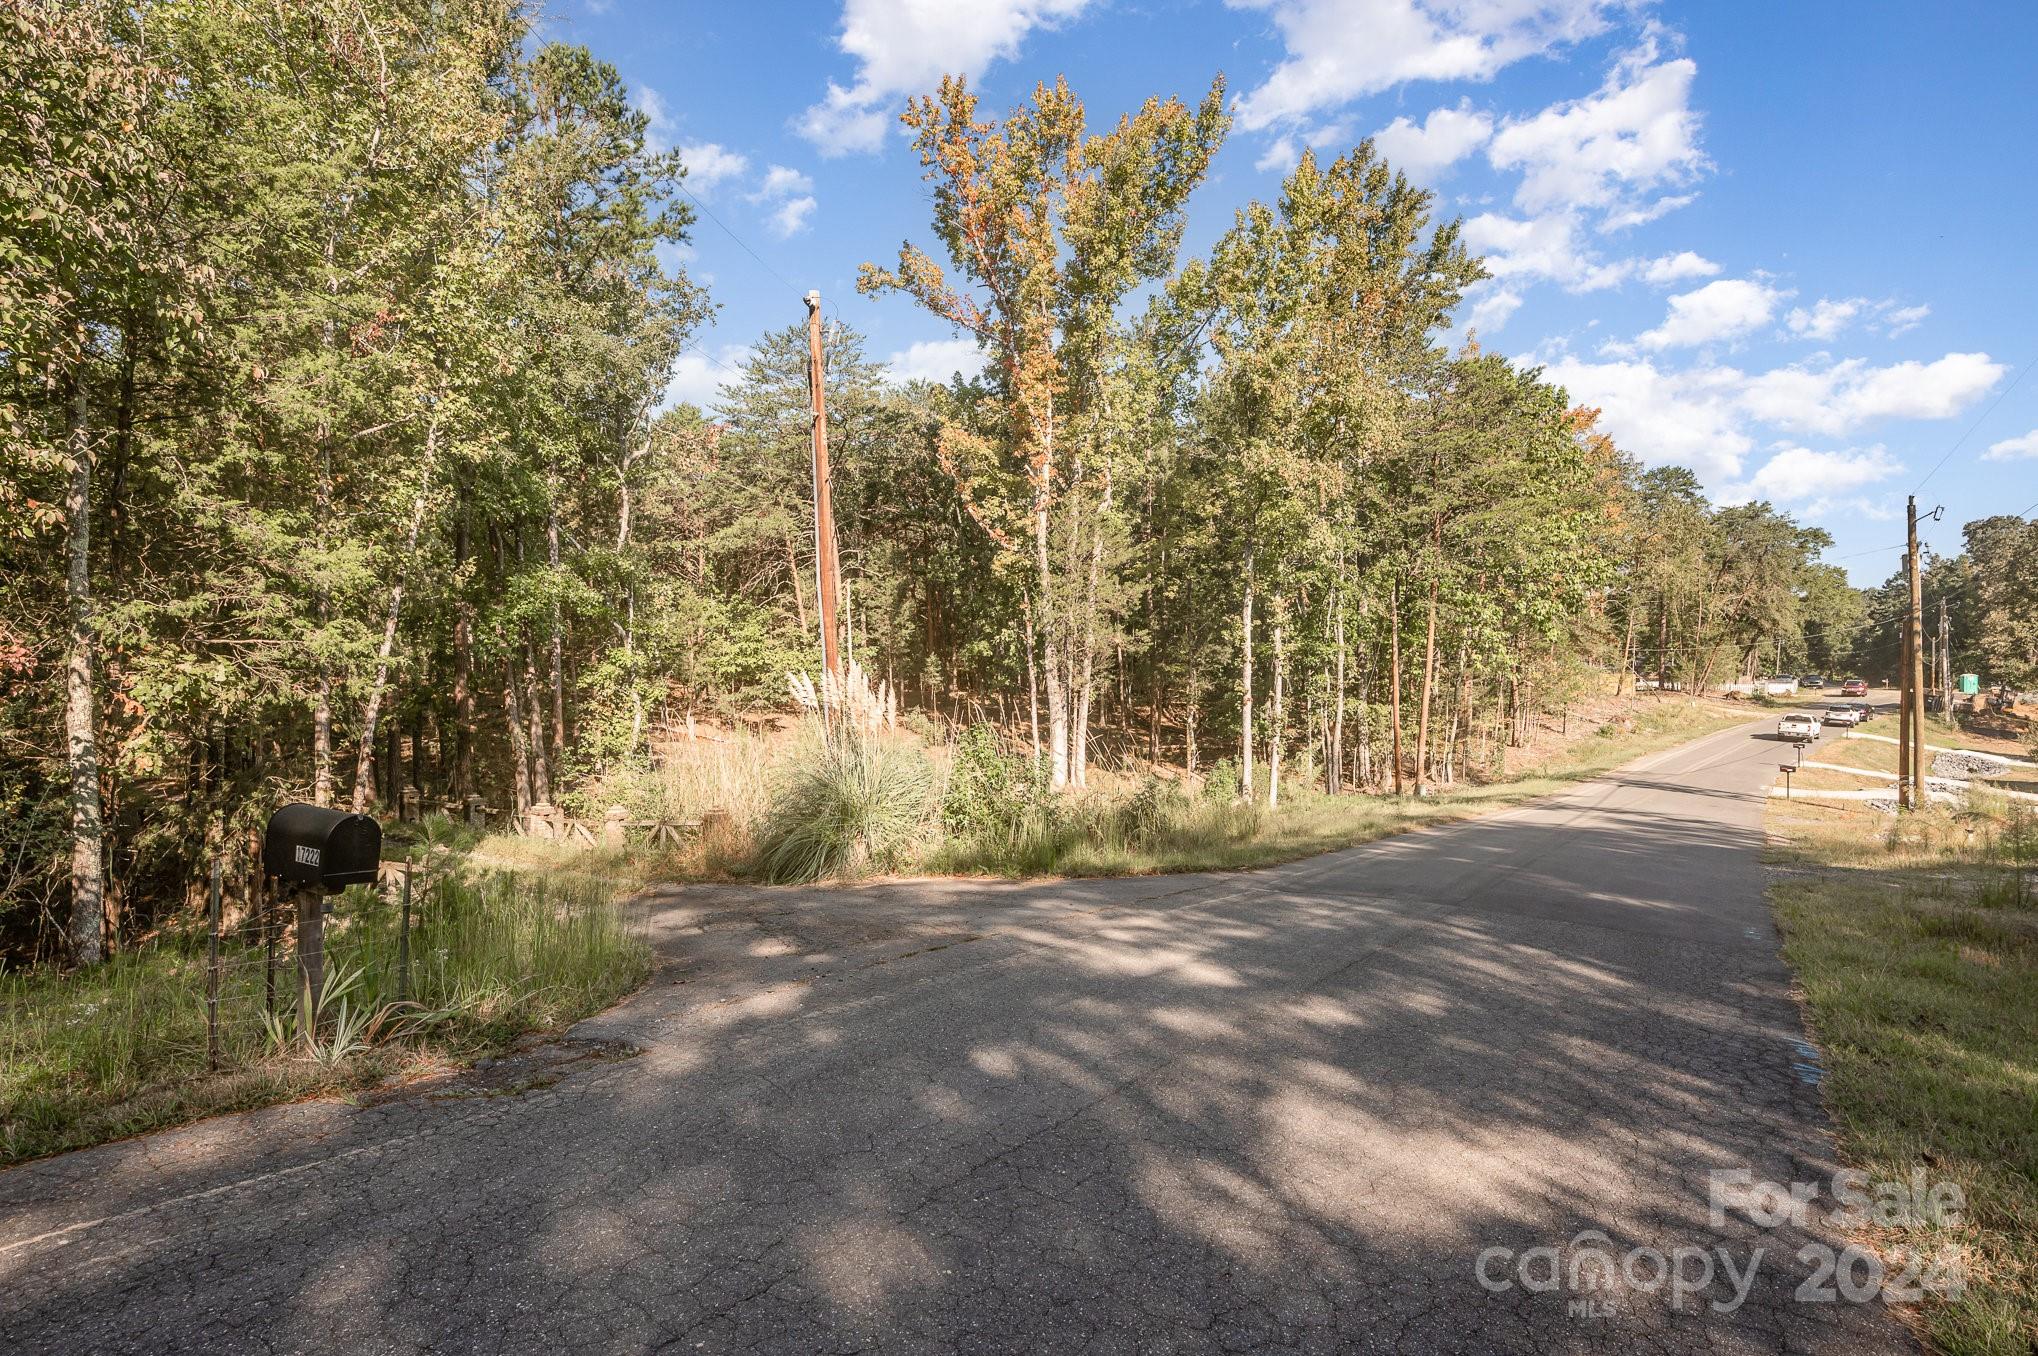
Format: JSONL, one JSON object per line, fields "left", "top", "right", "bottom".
{"left": 1821, "top": 704, "right": 1863, "bottom": 728}
{"left": 1801, "top": 675, "right": 1827, "bottom": 691}
{"left": 1777, "top": 712, "right": 1822, "bottom": 742}
{"left": 1840, "top": 678, "right": 1868, "bottom": 697}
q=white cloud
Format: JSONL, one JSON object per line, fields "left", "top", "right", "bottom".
{"left": 1641, "top": 251, "right": 1718, "bottom": 285}
{"left": 663, "top": 344, "right": 752, "bottom": 411}
{"left": 1984, "top": 429, "right": 2038, "bottom": 462}
{"left": 1463, "top": 210, "right": 1630, "bottom": 292}
{"left": 752, "top": 165, "right": 814, "bottom": 200}
{"left": 1787, "top": 297, "right": 1931, "bottom": 342}
{"left": 678, "top": 142, "right": 749, "bottom": 194}
{"left": 1542, "top": 350, "right": 2006, "bottom": 484}
{"left": 1721, "top": 444, "right": 1902, "bottom": 505}
{"left": 798, "top": 0, "right": 1095, "bottom": 156}
{"left": 746, "top": 163, "right": 817, "bottom": 237}
{"left": 1231, "top": 0, "right": 1620, "bottom": 131}
{"left": 1785, "top": 297, "right": 1864, "bottom": 342}
{"left": 1636, "top": 278, "right": 1787, "bottom": 351}
{"left": 1542, "top": 354, "right": 1755, "bottom": 481}
{"left": 1372, "top": 102, "right": 1493, "bottom": 177}
{"left": 1880, "top": 303, "right": 1929, "bottom": 337}
{"left": 1464, "top": 285, "right": 1523, "bottom": 334}
{"left": 1254, "top": 136, "right": 1302, "bottom": 173}
{"left": 885, "top": 337, "right": 985, "bottom": 385}
{"left": 768, "top": 195, "right": 818, "bottom": 238}
{"left": 1600, "top": 191, "right": 1694, "bottom": 231}
{"left": 633, "top": 85, "right": 676, "bottom": 153}
{"left": 1252, "top": 118, "right": 1359, "bottom": 173}
{"left": 1486, "top": 42, "right": 1707, "bottom": 230}
{"left": 1740, "top": 352, "right": 2005, "bottom": 436}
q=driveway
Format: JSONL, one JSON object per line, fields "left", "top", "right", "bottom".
{"left": 0, "top": 720, "right": 1916, "bottom": 1354}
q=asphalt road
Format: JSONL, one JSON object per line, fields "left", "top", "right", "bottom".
{"left": 0, "top": 720, "right": 1917, "bottom": 1354}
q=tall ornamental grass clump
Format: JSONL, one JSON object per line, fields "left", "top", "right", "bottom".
{"left": 754, "top": 725, "right": 934, "bottom": 882}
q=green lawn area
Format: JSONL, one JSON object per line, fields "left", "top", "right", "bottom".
{"left": 1768, "top": 798, "right": 2038, "bottom": 1355}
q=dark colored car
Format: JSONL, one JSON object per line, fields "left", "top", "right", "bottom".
{"left": 1840, "top": 678, "right": 1868, "bottom": 697}
{"left": 1800, "top": 675, "right": 1827, "bottom": 691}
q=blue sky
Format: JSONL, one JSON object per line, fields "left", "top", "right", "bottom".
{"left": 545, "top": 0, "right": 2038, "bottom": 582}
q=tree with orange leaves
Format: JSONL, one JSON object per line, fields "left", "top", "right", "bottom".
{"left": 860, "top": 73, "right": 1227, "bottom": 789}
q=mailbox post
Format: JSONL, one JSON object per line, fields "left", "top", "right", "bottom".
{"left": 263, "top": 804, "right": 382, "bottom": 1035}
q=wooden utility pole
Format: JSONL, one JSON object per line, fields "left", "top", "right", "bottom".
{"left": 805, "top": 291, "right": 842, "bottom": 680}
{"left": 1898, "top": 603, "right": 1912, "bottom": 808}
{"left": 1899, "top": 501, "right": 1915, "bottom": 807}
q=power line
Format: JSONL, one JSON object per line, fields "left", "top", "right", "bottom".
{"left": 1913, "top": 354, "right": 2032, "bottom": 492}
{"left": 675, "top": 183, "right": 807, "bottom": 302}
{"left": 1829, "top": 540, "right": 1906, "bottom": 561}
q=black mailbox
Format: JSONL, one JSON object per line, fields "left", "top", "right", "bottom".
{"left": 263, "top": 803, "right": 382, "bottom": 893}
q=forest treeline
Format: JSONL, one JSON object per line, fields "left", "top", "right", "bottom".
{"left": 4, "top": 1, "right": 2035, "bottom": 962}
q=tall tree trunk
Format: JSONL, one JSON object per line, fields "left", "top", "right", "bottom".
{"left": 1185, "top": 640, "right": 1200, "bottom": 776}
{"left": 1389, "top": 577, "right": 1405, "bottom": 796}
{"left": 1268, "top": 605, "right": 1284, "bottom": 809}
{"left": 1330, "top": 577, "right": 1346, "bottom": 794}
{"left": 1022, "top": 594, "right": 1041, "bottom": 763}
{"left": 1356, "top": 656, "right": 1371, "bottom": 789}
{"left": 351, "top": 412, "right": 440, "bottom": 812}
{"left": 1071, "top": 466, "right": 1111, "bottom": 789}
{"left": 1240, "top": 545, "right": 1256, "bottom": 800}
{"left": 451, "top": 507, "right": 476, "bottom": 799}
{"left": 313, "top": 680, "right": 334, "bottom": 807}
{"left": 503, "top": 662, "right": 533, "bottom": 820}
{"left": 1073, "top": 677, "right": 1092, "bottom": 788}
{"left": 546, "top": 500, "right": 566, "bottom": 761}
{"left": 1656, "top": 596, "right": 1670, "bottom": 686}
{"left": 786, "top": 530, "right": 809, "bottom": 633}
{"left": 616, "top": 455, "right": 643, "bottom": 754}
{"left": 524, "top": 643, "right": 552, "bottom": 806}
{"left": 1414, "top": 558, "right": 1440, "bottom": 797}
{"left": 1615, "top": 600, "right": 1637, "bottom": 697}
{"left": 1037, "top": 502, "right": 1070, "bottom": 790}
{"left": 64, "top": 378, "right": 105, "bottom": 964}
{"left": 312, "top": 228, "right": 339, "bottom": 809}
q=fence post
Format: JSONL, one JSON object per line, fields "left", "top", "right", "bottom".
{"left": 295, "top": 886, "right": 325, "bottom": 1038}
{"left": 398, "top": 848, "right": 413, "bottom": 1004}
{"left": 207, "top": 855, "right": 223, "bottom": 1070}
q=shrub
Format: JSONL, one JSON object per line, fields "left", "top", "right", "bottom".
{"left": 1114, "top": 777, "right": 1190, "bottom": 847}
{"left": 755, "top": 727, "right": 934, "bottom": 882}
{"left": 1202, "top": 757, "right": 1241, "bottom": 803}
{"left": 942, "top": 724, "right": 1049, "bottom": 837}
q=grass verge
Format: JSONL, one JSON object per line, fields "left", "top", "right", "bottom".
{"left": 0, "top": 864, "right": 651, "bottom": 1166}
{"left": 930, "top": 696, "right": 1753, "bottom": 878}
{"left": 1768, "top": 796, "right": 2037, "bottom": 1355}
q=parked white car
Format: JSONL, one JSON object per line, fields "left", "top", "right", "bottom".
{"left": 1820, "top": 704, "right": 1863, "bottom": 728}
{"left": 1777, "top": 712, "right": 1822, "bottom": 742}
